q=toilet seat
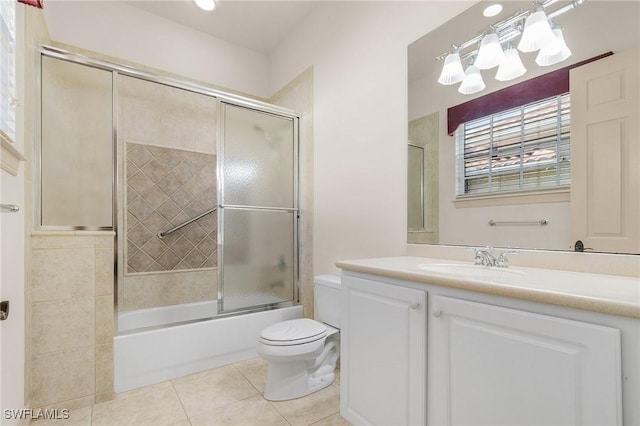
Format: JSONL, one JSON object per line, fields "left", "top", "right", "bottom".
{"left": 260, "top": 318, "right": 327, "bottom": 346}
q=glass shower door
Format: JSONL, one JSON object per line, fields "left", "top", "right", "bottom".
{"left": 219, "top": 103, "right": 298, "bottom": 313}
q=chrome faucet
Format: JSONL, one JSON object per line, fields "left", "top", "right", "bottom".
{"left": 468, "top": 247, "right": 518, "bottom": 268}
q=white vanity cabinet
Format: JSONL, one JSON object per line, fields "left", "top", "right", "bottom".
{"left": 337, "top": 259, "right": 638, "bottom": 426}
{"left": 429, "top": 295, "right": 622, "bottom": 426}
{"left": 341, "top": 275, "right": 426, "bottom": 426}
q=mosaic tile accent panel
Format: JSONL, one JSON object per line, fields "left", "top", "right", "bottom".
{"left": 126, "top": 142, "right": 217, "bottom": 273}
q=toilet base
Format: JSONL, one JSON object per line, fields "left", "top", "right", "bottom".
{"left": 263, "top": 360, "right": 336, "bottom": 401}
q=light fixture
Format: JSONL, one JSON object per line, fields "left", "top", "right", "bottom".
{"left": 475, "top": 29, "right": 505, "bottom": 69}
{"left": 435, "top": 0, "right": 582, "bottom": 95}
{"left": 458, "top": 59, "right": 486, "bottom": 95}
{"left": 437, "top": 49, "right": 465, "bottom": 85}
{"left": 517, "top": 4, "right": 555, "bottom": 52}
{"left": 483, "top": 4, "right": 503, "bottom": 18}
{"left": 495, "top": 43, "right": 526, "bottom": 81}
{"left": 193, "top": 0, "right": 216, "bottom": 11}
{"left": 535, "top": 23, "right": 572, "bottom": 66}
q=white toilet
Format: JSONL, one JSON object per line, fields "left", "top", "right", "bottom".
{"left": 257, "top": 274, "right": 341, "bottom": 401}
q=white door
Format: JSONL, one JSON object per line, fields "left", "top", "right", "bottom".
{"left": 341, "top": 275, "right": 425, "bottom": 426}
{"left": 570, "top": 47, "right": 640, "bottom": 253}
{"left": 429, "top": 295, "right": 622, "bottom": 426}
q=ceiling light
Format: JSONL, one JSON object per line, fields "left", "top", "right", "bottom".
{"left": 518, "top": 5, "right": 555, "bottom": 52}
{"left": 437, "top": 50, "right": 466, "bottom": 85}
{"left": 458, "top": 61, "right": 486, "bottom": 95}
{"left": 475, "top": 29, "right": 505, "bottom": 69}
{"left": 495, "top": 44, "right": 526, "bottom": 81}
{"left": 535, "top": 24, "right": 572, "bottom": 66}
{"left": 483, "top": 4, "right": 503, "bottom": 18}
{"left": 193, "top": 0, "right": 216, "bottom": 11}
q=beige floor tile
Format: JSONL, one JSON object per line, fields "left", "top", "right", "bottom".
{"left": 189, "top": 395, "right": 289, "bottom": 426}
{"left": 172, "top": 365, "right": 258, "bottom": 418}
{"left": 270, "top": 385, "right": 340, "bottom": 426}
{"left": 92, "top": 381, "right": 187, "bottom": 426}
{"left": 32, "top": 406, "right": 92, "bottom": 426}
{"left": 233, "top": 358, "right": 268, "bottom": 393}
{"left": 310, "top": 413, "right": 352, "bottom": 426}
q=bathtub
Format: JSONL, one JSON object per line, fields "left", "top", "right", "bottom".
{"left": 114, "top": 303, "right": 302, "bottom": 392}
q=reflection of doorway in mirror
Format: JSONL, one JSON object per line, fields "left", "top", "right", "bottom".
{"left": 408, "top": 112, "right": 439, "bottom": 244}
{"left": 408, "top": 143, "right": 424, "bottom": 230}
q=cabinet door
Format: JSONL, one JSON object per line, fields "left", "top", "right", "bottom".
{"left": 341, "top": 276, "right": 426, "bottom": 426}
{"left": 429, "top": 295, "right": 621, "bottom": 426}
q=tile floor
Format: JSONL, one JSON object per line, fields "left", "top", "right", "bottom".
{"left": 33, "top": 358, "right": 350, "bottom": 426}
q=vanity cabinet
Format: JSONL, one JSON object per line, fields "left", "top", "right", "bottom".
{"left": 430, "top": 295, "right": 621, "bottom": 426}
{"left": 339, "top": 268, "right": 631, "bottom": 426}
{"left": 341, "top": 276, "right": 426, "bottom": 425}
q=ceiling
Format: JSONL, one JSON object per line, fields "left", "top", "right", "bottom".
{"left": 125, "top": 0, "right": 320, "bottom": 54}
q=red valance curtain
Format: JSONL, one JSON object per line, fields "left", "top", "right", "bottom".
{"left": 17, "top": 0, "right": 43, "bottom": 9}
{"left": 447, "top": 52, "right": 613, "bottom": 135}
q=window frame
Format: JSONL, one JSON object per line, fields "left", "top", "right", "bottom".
{"left": 454, "top": 93, "right": 571, "bottom": 201}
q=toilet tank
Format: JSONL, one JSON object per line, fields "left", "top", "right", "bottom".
{"left": 314, "top": 274, "right": 341, "bottom": 328}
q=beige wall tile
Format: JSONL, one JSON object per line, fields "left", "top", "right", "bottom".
{"left": 31, "top": 236, "right": 96, "bottom": 250}
{"left": 118, "top": 269, "right": 216, "bottom": 311}
{"left": 94, "top": 392, "right": 115, "bottom": 405}
{"left": 95, "top": 236, "right": 115, "bottom": 249}
{"left": 95, "top": 295, "right": 114, "bottom": 345}
{"left": 37, "top": 395, "right": 95, "bottom": 415}
{"left": 31, "top": 298, "right": 95, "bottom": 355}
{"left": 95, "top": 343, "right": 113, "bottom": 394}
{"left": 95, "top": 248, "right": 114, "bottom": 296}
{"left": 32, "top": 248, "right": 95, "bottom": 302}
{"left": 31, "top": 347, "right": 95, "bottom": 408}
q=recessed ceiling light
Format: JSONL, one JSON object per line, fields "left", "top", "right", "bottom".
{"left": 483, "top": 4, "right": 503, "bottom": 18}
{"left": 193, "top": 0, "right": 216, "bottom": 12}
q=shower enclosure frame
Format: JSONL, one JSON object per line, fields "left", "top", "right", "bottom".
{"left": 35, "top": 45, "right": 301, "bottom": 332}
{"left": 217, "top": 102, "right": 300, "bottom": 315}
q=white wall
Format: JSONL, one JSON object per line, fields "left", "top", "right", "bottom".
{"left": 43, "top": 1, "right": 271, "bottom": 98}
{"left": 269, "top": 1, "right": 475, "bottom": 274}
{"left": 1, "top": 4, "right": 26, "bottom": 419}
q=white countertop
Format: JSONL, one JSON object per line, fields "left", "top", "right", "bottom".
{"left": 336, "top": 257, "right": 640, "bottom": 319}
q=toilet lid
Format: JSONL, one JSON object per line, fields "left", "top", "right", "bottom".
{"left": 260, "top": 318, "right": 327, "bottom": 345}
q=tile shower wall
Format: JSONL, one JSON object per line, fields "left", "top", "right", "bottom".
{"left": 29, "top": 234, "right": 115, "bottom": 409}
{"left": 125, "top": 142, "right": 217, "bottom": 273}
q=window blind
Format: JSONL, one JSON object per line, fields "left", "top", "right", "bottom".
{"left": 1, "top": 0, "right": 16, "bottom": 143}
{"left": 456, "top": 93, "right": 570, "bottom": 196}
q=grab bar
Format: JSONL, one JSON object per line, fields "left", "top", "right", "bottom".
{"left": 1, "top": 204, "right": 20, "bottom": 213}
{"left": 157, "top": 206, "right": 217, "bottom": 239}
{"left": 489, "top": 219, "right": 548, "bottom": 226}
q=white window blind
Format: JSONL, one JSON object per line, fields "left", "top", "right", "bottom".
{"left": 456, "top": 93, "right": 570, "bottom": 196}
{"left": 1, "top": 0, "right": 16, "bottom": 143}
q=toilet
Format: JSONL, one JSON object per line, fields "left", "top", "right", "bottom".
{"left": 257, "top": 274, "right": 341, "bottom": 401}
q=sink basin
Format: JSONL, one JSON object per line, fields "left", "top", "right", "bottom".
{"left": 417, "top": 263, "right": 525, "bottom": 279}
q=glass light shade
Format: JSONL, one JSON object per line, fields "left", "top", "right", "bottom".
{"left": 517, "top": 8, "right": 555, "bottom": 52}
{"left": 535, "top": 27, "right": 572, "bottom": 66}
{"left": 193, "top": 0, "right": 215, "bottom": 11}
{"left": 475, "top": 31, "right": 505, "bottom": 69}
{"left": 495, "top": 45, "right": 526, "bottom": 81}
{"left": 438, "top": 52, "right": 466, "bottom": 85}
{"left": 458, "top": 65, "right": 485, "bottom": 95}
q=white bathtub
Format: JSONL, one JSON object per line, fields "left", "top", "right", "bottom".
{"left": 118, "top": 300, "right": 220, "bottom": 332}
{"left": 114, "top": 304, "right": 302, "bottom": 392}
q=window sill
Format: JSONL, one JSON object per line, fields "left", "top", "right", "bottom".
{"left": 1, "top": 129, "right": 25, "bottom": 176}
{"left": 453, "top": 187, "right": 570, "bottom": 208}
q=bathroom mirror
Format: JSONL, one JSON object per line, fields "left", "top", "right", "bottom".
{"left": 407, "top": 0, "right": 640, "bottom": 254}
